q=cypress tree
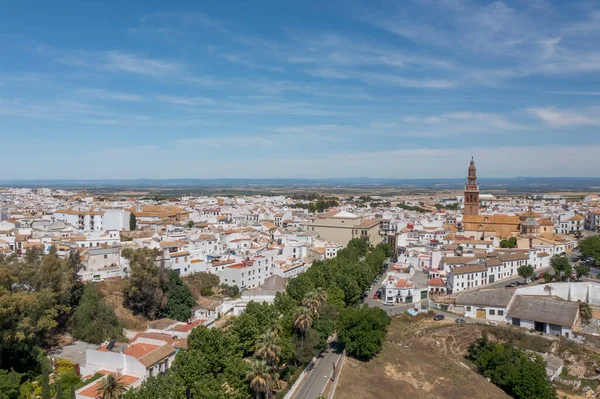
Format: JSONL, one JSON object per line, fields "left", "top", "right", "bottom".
{"left": 41, "top": 359, "right": 51, "bottom": 399}
{"left": 55, "top": 382, "right": 63, "bottom": 399}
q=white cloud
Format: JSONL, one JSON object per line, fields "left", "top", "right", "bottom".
{"left": 76, "top": 88, "right": 144, "bottom": 102}
{"left": 527, "top": 107, "right": 600, "bottom": 127}
{"left": 306, "top": 68, "right": 457, "bottom": 88}
{"left": 156, "top": 95, "right": 216, "bottom": 106}
{"left": 217, "top": 53, "right": 284, "bottom": 73}
{"left": 104, "top": 51, "right": 182, "bottom": 76}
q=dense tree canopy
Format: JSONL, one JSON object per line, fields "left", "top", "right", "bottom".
{"left": 468, "top": 337, "right": 557, "bottom": 399}
{"left": 122, "top": 248, "right": 168, "bottom": 319}
{"left": 162, "top": 270, "right": 195, "bottom": 322}
{"left": 336, "top": 306, "right": 390, "bottom": 359}
{"left": 71, "top": 284, "right": 123, "bottom": 344}
{"left": 0, "top": 248, "right": 83, "bottom": 376}
{"left": 579, "top": 236, "right": 600, "bottom": 265}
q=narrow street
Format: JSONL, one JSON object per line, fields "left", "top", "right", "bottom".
{"left": 291, "top": 341, "right": 343, "bottom": 399}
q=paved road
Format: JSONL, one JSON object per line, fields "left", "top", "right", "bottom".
{"left": 292, "top": 342, "right": 343, "bottom": 399}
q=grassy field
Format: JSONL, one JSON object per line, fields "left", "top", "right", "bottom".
{"left": 335, "top": 314, "right": 555, "bottom": 399}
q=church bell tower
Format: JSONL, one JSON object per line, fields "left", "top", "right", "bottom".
{"left": 463, "top": 157, "right": 480, "bottom": 216}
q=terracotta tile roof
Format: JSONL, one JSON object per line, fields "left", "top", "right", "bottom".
{"left": 452, "top": 264, "right": 487, "bottom": 275}
{"left": 123, "top": 343, "right": 160, "bottom": 359}
{"left": 394, "top": 278, "right": 414, "bottom": 288}
{"left": 130, "top": 332, "right": 188, "bottom": 350}
{"left": 428, "top": 277, "right": 446, "bottom": 287}
{"left": 137, "top": 344, "right": 176, "bottom": 368}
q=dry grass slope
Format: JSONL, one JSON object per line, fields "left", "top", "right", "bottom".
{"left": 96, "top": 280, "right": 148, "bottom": 331}
{"left": 335, "top": 314, "right": 514, "bottom": 399}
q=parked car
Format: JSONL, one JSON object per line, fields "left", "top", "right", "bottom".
{"left": 486, "top": 321, "right": 497, "bottom": 326}
{"left": 433, "top": 314, "right": 445, "bottom": 321}
{"left": 506, "top": 282, "right": 518, "bottom": 288}
{"left": 373, "top": 293, "right": 380, "bottom": 299}
{"left": 455, "top": 318, "right": 466, "bottom": 324}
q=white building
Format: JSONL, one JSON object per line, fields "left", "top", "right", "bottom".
{"left": 447, "top": 264, "right": 487, "bottom": 293}
{"left": 506, "top": 295, "right": 579, "bottom": 338}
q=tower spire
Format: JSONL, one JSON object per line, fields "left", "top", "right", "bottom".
{"left": 464, "top": 157, "right": 480, "bottom": 216}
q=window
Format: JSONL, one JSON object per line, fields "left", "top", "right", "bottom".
{"left": 498, "top": 310, "right": 504, "bottom": 316}
{"left": 104, "top": 254, "right": 107, "bottom": 259}
{"left": 466, "top": 306, "right": 472, "bottom": 312}
{"left": 489, "top": 309, "right": 495, "bottom": 315}
{"left": 175, "top": 258, "right": 179, "bottom": 264}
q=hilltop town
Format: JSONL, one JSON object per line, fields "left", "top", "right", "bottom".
{"left": 2, "top": 159, "right": 600, "bottom": 399}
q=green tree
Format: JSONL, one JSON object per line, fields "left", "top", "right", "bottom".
{"left": 500, "top": 237, "right": 517, "bottom": 248}
{"left": 41, "top": 358, "right": 50, "bottom": 399}
{"left": 286, "top": 274, "right": 315, "bottom": 303}
{"left": 187, "top": 220, "right": 194, "bottom": 229}
{"left": 97, "top": 374, "right": 127, "bottom": 399}
{"left": 163, "top": 270, "right": 195, "bottom": 322}
{"left": 325, "top": 285, "right": 345, "bottom": 310}
{"left": 550, "top": 255, "right": 572, "bottom": 279}
{"left": 517, "top": 264, "right": 535, "bottom": 282}
{"left": 122, "top": 248, "right": 168, "bottom": 319}
{"left": 123, "top": 373, "right": 185, "bottom": 399}
{"left": 70, "top": 385, "right": 76, "bottom": 399}
{"left": 301, "top": 292, "right": 321, "bottom": 314}
{"left": 293, "top": 307, "right": 313, "bottom": 349}
{"left": 129, "top": 213, "right": 137, "bottom": 231}
{"left": 247, "top": 359, "right": 271, "bottom": 399}
{"left": 576, "top": 264, "right": 591, "bottom": 280}
{"left": 336, "top": 306, "right": 390, "bottom": 359}
{"left": 173, "top": 326, "right": 248, "bottom": 399}
{"left": 579, "top": 236, "right": 600, "bottom": 265}
{"left": 0, "top": 369, "right": 22, "bottom": 399}
{"left": 256, "top": 331, "right": 281, "bottom": 367}
{"left": 543, "top": 271, "right": 554, "bottom": 283}
{"left": 71, "top": 284, "right": 123, "bottom": 344}
{"left": 467, "top": 337, "right": 557, "bottom": 399}
{"left": 55, "top": 381, "right": 63, "bottom": 399}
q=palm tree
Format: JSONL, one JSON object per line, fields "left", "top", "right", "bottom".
{"left": 247, "top": 359, "right": 272, "bottom": 399}
{"left": 314, "top": 287, "right": 328, "bottom": 304}
{"left": 256, "top": 331, "right": 281, "bottom": 367}
{"left": 302, "top": 292, "right": 321, "bottom": 314}
{"left": 97, "top": 374, "right": 127, "bottom": 399}
{"left": 294, "top": 307, "right": 313, "bottom": 349}
{"left": 544, "top": 284, "right": 554, "bottom": 296}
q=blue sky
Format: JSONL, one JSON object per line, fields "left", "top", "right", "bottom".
{"left": 1, "top": 0, "right": 600, "bottom": 179}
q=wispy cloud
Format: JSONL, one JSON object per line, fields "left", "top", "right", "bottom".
{"left": 104, "top": 51, "right": 182, "bottom": 76}
{"left": 156, "top": 95, "right": 216, "bottom": 106}
{"left": 217, "top": 53, "right": 284, "bottom": 73}
{"left": 307, "top": 68, "right": 457, "bottom": 88}
{"left": 75, "top": 88, "right": 144, "bottom": 102}
{"left": 527, "top": 107, "right": 600, "bottom": 127}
